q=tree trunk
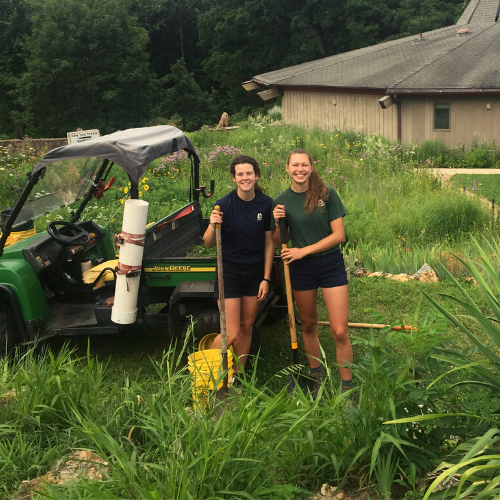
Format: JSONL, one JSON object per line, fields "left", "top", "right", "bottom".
{"left": 14, "top": 123, "right": 25, "bottom": 140}
{"left": 311, "top": 23, "right": 329, "bottom": 57}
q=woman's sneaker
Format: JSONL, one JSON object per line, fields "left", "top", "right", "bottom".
{"left": 310, "top": 371, "right": 325, "bottom": 399}
{"left": 341, "top": 382, "right": 355, "bottom": 407}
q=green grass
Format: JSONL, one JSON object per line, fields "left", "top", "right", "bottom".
{"left": 449, "top": 173, "right": 500, "bottom": 205}
{"left": 42, "top": 277, "right": 490, "bottom": 391}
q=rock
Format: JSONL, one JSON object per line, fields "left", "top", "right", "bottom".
{"left": 390, "top": 273, "right": 410, "bottom": 282}
{"left": 312, "top": 483, "right": 351, "bottom": 500}
{"left": 413, "top": 263, "right": 433, "bottom": 276}
{"left": 413, "top": 269, "right": 439, "bottom": 282}
{"left": 15, "top": 450, "right": 109, "bottom": 500}
{"left": 1, "top": 389, "right": 16, "bottom": 404}
{"left": 349, "top": 267, "right": 370, "bottom": 277}
{"left": 368, "top": 271, "right": 386, "bottom": 278}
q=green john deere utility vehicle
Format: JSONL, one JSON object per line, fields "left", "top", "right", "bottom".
{"left": 0, "top": 126, "right": 285, "bottom": 352}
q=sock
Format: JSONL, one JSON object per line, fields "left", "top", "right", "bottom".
{"left": 342, "top": 379, "right": 353, "bottom": 388}
{"left": 310, "top": 366, "right": 323, "bottom": 375}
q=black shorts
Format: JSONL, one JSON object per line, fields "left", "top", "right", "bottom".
{"left": 214, "top": 260, "right": 265, "bottom": 299}
{"left": 289, "top": 250, "right": 348, "bottom": 291}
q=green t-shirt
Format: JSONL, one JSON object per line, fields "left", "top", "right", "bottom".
{"left": 272, "top": 186, "right": 347, "bottom": 255}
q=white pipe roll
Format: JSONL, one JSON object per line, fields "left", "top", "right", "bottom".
{"left": 111, "top": 199, "right": 149, "bottom": 324}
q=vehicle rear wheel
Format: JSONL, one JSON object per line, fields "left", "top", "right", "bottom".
{"left": 181, "top": 308, "right": 261, "bottom": 354}
{"left": 182, "top": 309, "right": 220, "bottom": 351}
{"left": 0, "top": 302, "right": 19, "bottom": 353}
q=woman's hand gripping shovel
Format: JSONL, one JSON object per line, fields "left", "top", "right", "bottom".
{"left": 214, "top": 206, "right": 231, "bottom": 415}
{"left": 279, "top": 217, "right": 316, "bottom": 397}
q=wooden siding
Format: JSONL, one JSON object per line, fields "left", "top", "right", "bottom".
{"left": 400, "top": 96, "right": 500, "bottom": 146}
{"left": 282, "top": 91, "right": 398, "bottom": 141}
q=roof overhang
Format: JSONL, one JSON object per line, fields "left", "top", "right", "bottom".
{"left": 387, "top": 88, "right": 500, "bottom": 95}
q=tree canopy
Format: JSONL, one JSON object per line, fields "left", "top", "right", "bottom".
{"left": 0, "top": 0, "right": 466, "bottom": 138}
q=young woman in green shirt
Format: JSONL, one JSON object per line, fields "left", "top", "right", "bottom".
{"left": 272, "top": 148, "right": 353, "bottom": 397}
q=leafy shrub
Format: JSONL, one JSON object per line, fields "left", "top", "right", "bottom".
{"left": 415, "top": 139, "right": 446, "bottom": 164}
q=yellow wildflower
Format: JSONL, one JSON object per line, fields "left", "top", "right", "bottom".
{"left": 144, "top": 185, "right": 149, "bottom": 191}
{"left": 120, "top": 199, "right": 124, "bottom": 204}
{"left": 124, "top": 187, "right": 128, "bottom": 194}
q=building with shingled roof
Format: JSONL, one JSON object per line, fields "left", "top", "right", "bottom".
{"left": 244, "top": 0, "right": 500, "bottom": 146}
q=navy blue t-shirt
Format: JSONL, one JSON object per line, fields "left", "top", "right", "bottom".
{"left": 215, "top": 190, "right": 273, "bottom": 264}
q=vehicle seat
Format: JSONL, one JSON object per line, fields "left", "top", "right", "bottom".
{"left": 82, "top": 259, "right": 118, "bottom": 289}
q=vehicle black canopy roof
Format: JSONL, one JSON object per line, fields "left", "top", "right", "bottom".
{"left": 33, "top": 125, "right": 198, "bottom": 184}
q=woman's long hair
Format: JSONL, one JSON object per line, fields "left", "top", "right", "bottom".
{"left": 229, "top": 155, "right": 263, "bottom": 192}
{"left": 287, "top": 148, "right": 328, "bottom": 212}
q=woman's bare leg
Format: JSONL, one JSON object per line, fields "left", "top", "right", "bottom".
{"left": 321, "top": 285, "right": 352, "bottom": 381}
{"left": 232, "top": 295, "right": 259, "bottom": 373}
{"left": 292, "top": 289, "right": 321, "bottom": 369}
{"left": 211, "top": 297, "right": 241, "bottom": 350}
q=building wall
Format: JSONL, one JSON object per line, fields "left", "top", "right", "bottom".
{"left": 0, "top": 138, "right": 67, "bottom": 155}
{"left": 400, "top": 95, "right": 500, "bottom": 146}
{"left": 282, "top": 90, "right": 500, "bottom": 147}
{"left": 282, "top": 90, "right": 398, "bottom": 141}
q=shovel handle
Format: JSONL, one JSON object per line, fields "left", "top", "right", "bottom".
{"left": 279, "top": 217, "right": 299, "bottom": 362}
{"left": 214, "top": 206, "right": 228, "bottom": 372}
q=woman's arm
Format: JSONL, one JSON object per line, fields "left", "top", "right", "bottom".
{"left": 263, "top": 230, "right": 274, "bottom": 280}
{"left": 258, "top": 230, "right": 274, "bottom": 302}
{"left": 202, "top": 209, "right": 223, "bottom": 248}
{"left": 280, "top": 217, "right": 345, "bottom": 263}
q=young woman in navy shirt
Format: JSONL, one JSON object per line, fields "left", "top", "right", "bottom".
{"left": 203, "top": 156, "right": 274, "bottom": 377}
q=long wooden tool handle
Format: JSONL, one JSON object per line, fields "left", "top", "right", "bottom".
{"left": 279, "top": 217, "right": 299, "bottom": 364}
{"left": 319, "top": 321, "right": 416, "bottom": 331}
{"left": 214, "top": 205, "right": 228, "bottom": 383}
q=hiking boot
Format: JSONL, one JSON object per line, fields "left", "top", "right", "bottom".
{"left": 310, "top": 371, "right": 325, "bottom": 399}
{"left": 341, "top": 382, "right": 355, "bottom": 407}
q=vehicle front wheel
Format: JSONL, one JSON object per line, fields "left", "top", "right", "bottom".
{"left": 0, "top": 302, "right": 19, "bottom": 353}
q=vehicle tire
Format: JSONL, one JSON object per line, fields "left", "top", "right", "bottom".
{"left": 0, "top": 302, "right": 19, "bottom": 353}
{"left": 182, "top": 309, "right": 220, "bottom": 352}
{"left": 181, "top": 308, "right": 261, "bottom": 354}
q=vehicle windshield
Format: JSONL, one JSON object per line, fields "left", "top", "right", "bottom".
{"left": 9, "top": 157, "right": 101, "bottom": 229}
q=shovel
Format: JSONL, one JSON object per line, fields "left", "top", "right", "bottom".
{"left": 279, "top": 217, "right": 316, "bottom": 397}
{"left": 214, "top": 205, "right": 231, "bottom": 412}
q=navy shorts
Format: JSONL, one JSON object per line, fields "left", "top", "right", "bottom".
{"left": 214, "top": 260, "right": 265, "bottom": 298}
{"left": 289, "top": 250, "right": 348, "bottom": 291}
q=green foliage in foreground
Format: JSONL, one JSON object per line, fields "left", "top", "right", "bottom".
{"left": 1, "top": 287, "right": 499, "bottom": 499}
{"left": 387, "top": 237, "right": 500, "bottom": 499}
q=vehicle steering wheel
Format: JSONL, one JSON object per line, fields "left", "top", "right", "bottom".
{"left": 47, "top": 221, "right": 91, "bottom": 246}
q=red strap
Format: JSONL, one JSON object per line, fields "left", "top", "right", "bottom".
{"left": 114, "top": 231, "right": 145, "bottom": 248}
{"left": 116, "top": 262, "right": 142, "bottom": 276}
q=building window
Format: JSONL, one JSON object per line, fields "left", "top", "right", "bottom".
{"left": 434, "top": 103, "right": 450, "bottom": 130}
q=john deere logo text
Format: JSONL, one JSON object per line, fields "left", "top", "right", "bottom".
{"left": 151, "top": 265, "right": 192, "bottom": 272}
{"left": 146, "top": 265, "right": 216, "bottom": 273}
